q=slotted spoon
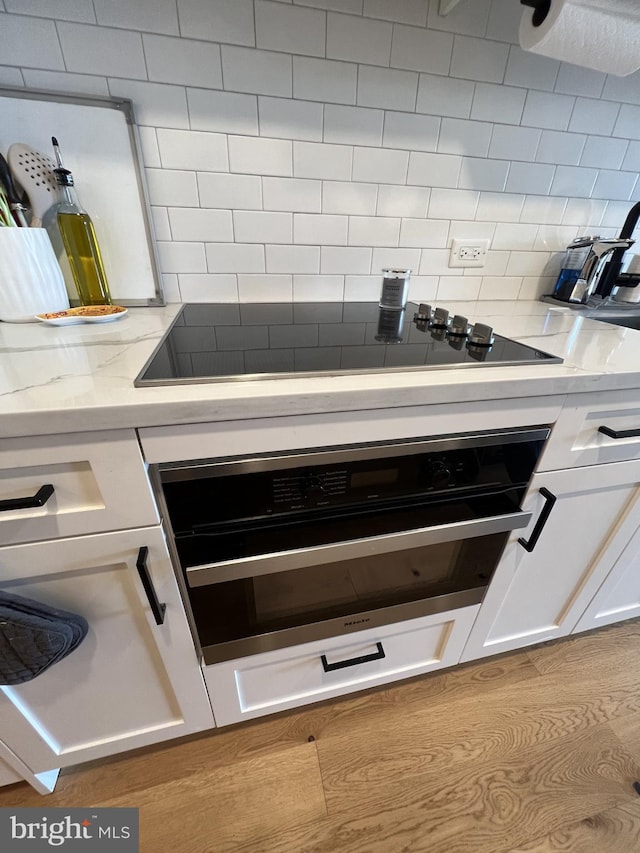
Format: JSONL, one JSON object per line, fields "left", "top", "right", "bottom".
{"left": 8, "top": 143, "right": 58, "bottom": 227}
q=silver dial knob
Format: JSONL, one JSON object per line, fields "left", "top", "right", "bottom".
{"left": 468, "top": 322, "right": 495, "bottom": 346}
{"left": 448, "top": 315, "right": 470, "bottom": 336}
{"left": 432, "top": 307, "right": 450, "bottom": 328}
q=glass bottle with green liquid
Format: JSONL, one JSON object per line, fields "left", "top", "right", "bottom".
{"left": 52, "top": 136, "right": 111, "bottom": 306}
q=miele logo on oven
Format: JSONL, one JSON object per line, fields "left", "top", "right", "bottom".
{"left": 344, "top": 618, "right": 371, "bottom": 627}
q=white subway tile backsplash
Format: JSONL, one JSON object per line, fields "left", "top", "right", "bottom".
{"left": 294, "top": 214, "right": 347, "bottom": 245}
{"left": 5, "top": 0, "right": 94, "bottom": 23}
{"left": 234, "top": 211, "right": 293, "bottom": 243}
{"left": 520, "top": 196, "right": 567, "bottom": 225}
{"left": 364, "top": 0, "right": 426, "bottom": 26}
{"left": 377, "top": 185, "right": 429, "bottom": 217}
{"left": 23, "top": 68, "right": 107, "bottom": 94}
{"left": 321, "top": 246, "right": 372, "bottom": 274}
{"left": 169, "top": 208, "right": 234, "bottom": 241}
{"left": 492, "top": 223, "right": 538, "bottom": 251}
{"left": 476, "top": 192, "right": 524, "bottom": 222}
{"left": 601, "top": 70, "right": 640, "bottom": 106}
{"left": 418, "top": 248, "right": 457, "bottom": 276}
{"left": 485, "top": 0, "right": 522, "bottom": 44}
{"left": 256, "top": 1, "right": 325, "bottom": 57}
{"left": 561, "top": 198, "right": 607, "bottom": 227}
{"left": 144, "top": 35, "right": 221, "bottom": 87}
{"left": 580, "top": 136, "right": 628, "bottom": 170}
{"left": 349, "top": 216, "right": 400, "bottom": 247}
{"left": 163, "top": 273, "right": 181, "bottom": 302}
{"left": 108, "top": 79, "right": 189, "bottom": 128}
{"left": 549, "top": 166, "right": 598, "bottom": 199}
{"left": 293, "top": 275, "right": 344, "bottom": 300}
{"left": 222, "top": 46, "right": 292, "bottom": 97}
{"left": 554, "top": 64, "right": 605, "bottom": 99}
{"left": 505, "top": 162, "right": 554, "bottom": 196}
{"left": 488, "top": 125, "right": 541, "bottom": 162}
{"left": 178, "top": 0, "right": 255, "bottom": 46}
{"left": 58, "top": 22, "right": 146, "bottom": 78}
{"left": 477, "top": 249, "right": 508, "bottom": 276}
{"left": 178, "top": 274, "right": 239, "bottom": 302}
{"left": 534, "top": 225, "right": 579, "bottom": 252}
{"left": 505, "top": 251, "right": 549, "bottom": 276}
{"left": 399, "top": 219, "right": 449, "bottom": 248}
{"left": 601, "top": 201, "right": 633, "bottom": 228}
{"left": 353, "top": 147, "right": 408, "bottom": 184}
{"left": 613, "top": 105, "right": 640, "bottom": 141}
{"left": 428, "top": 188, "right": 479, "bottom": 220}
{"left": 436, "top": 275, "right": 481, "bottom": 300}
{"left": 448, "top": 221, "right": 495, "bottom": 242}
{"left": 259, "top": 97, "right": 323, "bottom": 142}
{"left": 322, "top": 181, "right": 378, "bottom": 215}
{"left": 519, "top": 276, "right": 553, "bottom": 300}
{"left": 504, "top": 47, "right": 558, "bottom": 92}
{"left": 297, "top": 0, "right": 362, "bottom": 11}
{"left": 324, "top": 105, "right": 384, "bottom": 146}
{"left": 293, "top": 57, "right": 357, "bottom": 104}
{"left": 151, "top": 207, "right": 171, "bottom": 241}
{"left": 592, "top": 170, "right": 637, "bottom": 201}
{"left": 568, "top": 97, "right": 620, "bottom": 136}
{"left": 450, "top": 35, "right": 509, "bottom": 84}
{"left": 238, "top": 274, "right": 293, "bottom": 301}
{"left": 416, "top": 74, "right": 474, "bottom": 119}
{"left": 158, "top": 129, "right": 228, "bottom": 171}
{"left": 94, "top": 0, "right": 178, "bottom": 34}
{"left": 206, "top": 243, "right": 265, "bottom": 273}
{"left": 357, "top": 65, "right": 418, "bottom": 111}
{"left": 535, "top": 130, "right": 586, "bottom": 166}
{"left": 390, "top": 25, "right": 453, "bottom": 75}
{"left": 382, "top": 112, "right": 439, "bottom": 153}
{"left": 438, "top": 118, "right": 493, "bottom": 157}
{"left": 294, "top": 141, "right": 352, "bottom": 180}
{"left": 521, "top": 90, "right": 575, "bottom": 131}
{"left": 471, "top": 82, "right": 526, "bottom": 125}
{"left": 327, "top": 12, "right": 392, "bottom": 67}
{"left": 266, "top": 245, "right": 320, "bottom": 272}
{"left": 622, "top": 142, "right": 640, "bottom": 171}
{"left": 408, "top": 152, "right": 461, "bottom": 188}
{"left": 0, "top": 14, "right": 63, "bottom": 69}
{"left": 264, "top": 177, "right": 321, "bottom": 212}
{"left": 229, "top": 136, "right": 293, "bottom": 176}
{"left": 373, "top": 247, "right": 421, "bottom": 271}
{"left": 187, "top": 90, "right": 258, "bottom": 136}
{"left": 344, "top": 274, "right": 379, "bottom": 301}
{"left": 158, "top": 241, "right": 207, "bottom": 273}
{"left": 199, "top": 173, "right": 262, "bottom": 210}
{"left": 427, "top": 0, "right": 491, "bottom": 37}
{"left": 0, "top": 65, "right": 25, "bottom": 86}
{"left": 479, "top": 276, "right": 522, "bottom": 299}
{"left": 146, "top": 169, "right": 199, "bottom": 206}
{"left": 459, "top": 158, "right": 509, "bottom": 192}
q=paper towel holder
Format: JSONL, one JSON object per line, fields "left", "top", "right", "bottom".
{"left": 520, "top": 1, "right": 551, "bottom": 27}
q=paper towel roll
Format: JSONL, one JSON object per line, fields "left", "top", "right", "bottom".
{"left": 520, "top": 0, "right": 640, "bottom": 77}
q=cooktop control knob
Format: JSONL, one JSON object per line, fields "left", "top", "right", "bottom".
{"left": 448, "top": 315, "right": 470, "bottom": 336}
{"left": 431, "top": 307, "right": 450, "bottom": 328}
{"left": 424, "top": 459, "right": 452, "bottom": 489}
{"left": 414, "top": 303, "right": 433, "bottom": 322}
{"left": 302, "top": 473, "right": 326, "bottom": 496}
{"left": 468, "top": 322, "right": 495, "bottom": 346}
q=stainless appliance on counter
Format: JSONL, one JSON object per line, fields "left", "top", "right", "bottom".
{"left": 153, "top": 427, "right": 550, "bottom": 664}
{"left": 135, "top": 301, "right": 562, "bottom": 386}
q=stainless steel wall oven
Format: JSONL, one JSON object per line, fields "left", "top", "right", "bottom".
{"left": 154, "top": 427, "right": 549, "bottom": 665}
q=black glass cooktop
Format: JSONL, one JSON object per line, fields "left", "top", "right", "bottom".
{"left": 135, "top": 302, "right": 562, "bottom": 386}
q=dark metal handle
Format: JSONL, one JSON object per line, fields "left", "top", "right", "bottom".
{"left": 136, "top": 546, "right": 166, "bottom": 625}
{"left": 521, "top": 0, "right": 551, "bottom": 27}
{"left": 518, "top": 488, "right": 557, "bottom": 553}
{"left": 599, "top": 425, "right": 640, "bottom": 440}
{"left": 0, "top": 484, "right": 54, "bottom": 513}
{"left": 321, "top": 642, "right": 385, "bottom": 672}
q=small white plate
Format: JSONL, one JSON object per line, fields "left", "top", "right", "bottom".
{"left": 35, "top": 307, "right": 128, "bottom": 325}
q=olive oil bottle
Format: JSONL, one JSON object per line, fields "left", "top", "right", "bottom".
{"left": 52, "top": 138, "right": 111, "bottom": 306}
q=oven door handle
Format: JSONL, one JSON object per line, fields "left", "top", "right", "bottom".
{"left": 185, "top": 509, "right": 533, "bottom": 588}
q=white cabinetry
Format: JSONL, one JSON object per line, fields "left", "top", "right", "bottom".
{"left": 0, "top": 526, "right": 213, "bottom": 774}
{"left": 204, "top": 605, "right": 479, "bottom": 727}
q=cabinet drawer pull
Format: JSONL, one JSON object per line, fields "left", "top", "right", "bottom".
{"left": 0, "top": 484, "right": 54, "bottom": 512}
{"left": 518, "top": 487, "right": 556, "bottom": 553}
{"left": 321, "top": 642, "right": 385, "bottom": 672}
{"left": 136, "top": 546, "right": 166, "bottom": 626}
{"left": 598, "top": 425, "right": 640, "bottom": 440}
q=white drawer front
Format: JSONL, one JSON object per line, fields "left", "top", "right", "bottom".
{"left": 540, "top": 389, "right": 640, "bottom": 471}
{"left": 204, "top": 605, "right": 479, "bottom": 727}
{"left": 0, "top": 430, "right": 158, "bottom": 545}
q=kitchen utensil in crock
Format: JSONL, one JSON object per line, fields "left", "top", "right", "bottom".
{"left": 7, "top": 143, "right": 58, "bottom": 227}
{"left": 0, "top": 152, "right": 28, "bottom": 226}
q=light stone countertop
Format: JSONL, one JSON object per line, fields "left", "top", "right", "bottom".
{"left": 2, "top": 300, "right": 640, "bottom": 439}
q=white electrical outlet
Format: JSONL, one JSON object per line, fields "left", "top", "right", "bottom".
{"left": 449, "top": 238, "right": 490, "bottom": 268}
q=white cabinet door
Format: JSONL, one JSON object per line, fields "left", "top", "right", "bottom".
{"left": 0, "top": 527, "right": 214, "bottom": 774}
{"left": 461, "top": 459, "right": 640, "bottom": 662}
{"left": 573, "top": 520, "right": 640, "bottom": 633}
{"left": 204, "top": 605, "right": 479, "bottom": 727}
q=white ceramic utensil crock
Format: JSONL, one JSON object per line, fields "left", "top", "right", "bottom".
{"left": 0, "top": 228, "right": 70, "bottom": 322}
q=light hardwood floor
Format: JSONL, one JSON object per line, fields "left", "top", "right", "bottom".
{"left": 2, "top": 620, "right": 640, "bottom": 852}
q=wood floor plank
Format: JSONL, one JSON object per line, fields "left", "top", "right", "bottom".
{"left": 526, "top": 620, "right": 640, "bottom": 677}
{"left": 503, "top": 800, "right": 640, "bottom": 852}
{"left": 609, "top": 710, "right": 640, "bottom": 764}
